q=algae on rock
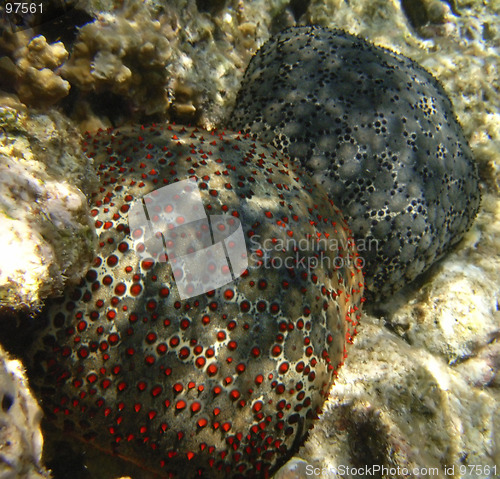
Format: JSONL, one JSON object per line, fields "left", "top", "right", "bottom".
{"left": 0, "top": 103, "right": 97, "bottom": 312}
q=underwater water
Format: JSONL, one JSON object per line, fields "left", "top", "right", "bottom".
{"left": 0, "top": 1, "right": 499, "bottom": 478}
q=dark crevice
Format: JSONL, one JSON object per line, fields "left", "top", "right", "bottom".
{"left": 196, "top": 0, "right": 227, "bottom": 15}
{"left": 289, "top": 0, "right": 310, "bottom": 21}
{"left": 1, "top": 394, "right": 14, "bottom": 412}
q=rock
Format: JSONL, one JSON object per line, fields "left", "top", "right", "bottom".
{"left": 291, "top": 316, "right": 499, "bottom": 479}
{"left": 0, "top": 344, "right": 49, "bottom": 478}
{"left": 0, "top": 103, "right": 97, "bottom": 311}
{"left": 0, "top": 32, "right": 70, "bottom": 107}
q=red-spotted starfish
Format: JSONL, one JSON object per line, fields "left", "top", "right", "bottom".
{"left": 26, "top": 124, "right": 364, "bottom": 478}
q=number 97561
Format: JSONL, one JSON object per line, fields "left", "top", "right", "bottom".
{"left": 5, "top": 3, "right": 43, "bottom": 15}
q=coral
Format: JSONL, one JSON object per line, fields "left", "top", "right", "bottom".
{"left": 43, "top": 0, "right": 294, "bottom": 126}
{"left": 16, "top": 35, "right": 68, "bottom": 71}
{"left": 400, "top": 0, "right": 457, "bottom": 35}
{"left": 15, "top": 35, "right": 70, "bottom": 106}
{"left": 23, "top": 123, "right": 364, "bottom": 478}
{"left": 0, "top": 344, "right": 49, "bottom": 478}
{"left": 0, "top": 104, "right": 97, "bottom": 311}
{"left": 232, "top": 26, "right": 481, "bottom": 299}
{"left": 0, "top": 31, "right": 70, "bottom": 107}
{"left": 60, "top": 4, "right": 174, "bottom": 115}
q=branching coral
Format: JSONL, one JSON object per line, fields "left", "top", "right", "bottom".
{"left": 60, "top": 4, "right": 176, "bottom": 115}
{"left": 0, "top": 32, "right": 70, "bottom": 107}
